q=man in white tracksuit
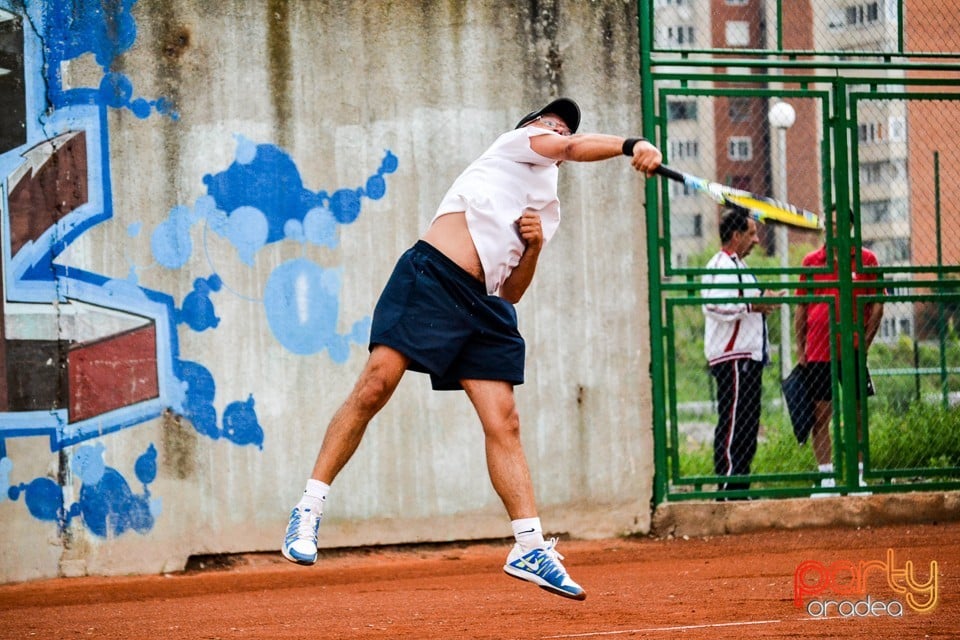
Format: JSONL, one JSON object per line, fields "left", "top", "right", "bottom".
{"left": 702, "top": 206, "right": 781, "bottom": 497}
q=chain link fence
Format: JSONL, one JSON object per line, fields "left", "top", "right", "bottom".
{"left": 643, "top": 0, "right": 960, "bottom": 500}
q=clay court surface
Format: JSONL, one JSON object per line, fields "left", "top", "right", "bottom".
{"left": 1, "top": 521, "right": 956, "bottom": 639}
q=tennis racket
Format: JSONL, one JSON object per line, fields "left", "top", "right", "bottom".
{"left": 655, "top": 165, "right": 823, "bottom": 230}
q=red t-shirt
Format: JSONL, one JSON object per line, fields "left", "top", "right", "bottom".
{"left": 796, "top": 245, "right": 880, "bottom": 363}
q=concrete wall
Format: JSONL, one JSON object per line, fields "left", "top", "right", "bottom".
{"left": 0, "top": 0, "right": 653, "bottom": 583}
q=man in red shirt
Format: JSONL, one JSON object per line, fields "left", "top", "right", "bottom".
{"left": 794, "top": 210, "right": 884, "bottom": 492}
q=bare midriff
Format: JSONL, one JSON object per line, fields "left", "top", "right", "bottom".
{"left": 420, "top": 212, "right": 485, "bottom": 284}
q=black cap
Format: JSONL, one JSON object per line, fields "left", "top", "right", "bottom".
{"left": 515, "top": 97, "right": 581, "bottom": 133}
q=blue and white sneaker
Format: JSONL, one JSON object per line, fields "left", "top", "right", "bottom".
{"left": 281, "top": 505, "right": 321, "bottom": 565}
{"left": 503, "top": 537, "right": 586, "bottom": 600}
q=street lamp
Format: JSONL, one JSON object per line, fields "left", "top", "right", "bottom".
{"left": 768, "top": 101, "right": 796, "bottom": 382}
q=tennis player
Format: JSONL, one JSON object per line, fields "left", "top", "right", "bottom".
{"left": 282, "top": 98, "right": 661, "bottom": 600}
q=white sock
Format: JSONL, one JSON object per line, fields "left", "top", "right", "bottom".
{"left": 512, "top": 517, "right": 545, "bottom": 553}
{"left": 818, "top": 464, "right": 835, "bottom": 488}
{"left": 297, "top": 479, "right": 329, "bottom": 513}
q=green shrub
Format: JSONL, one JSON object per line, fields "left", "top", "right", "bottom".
{"left": 869, "top": 403, "right": 960, "bottom": 469}
{"left": 675, "top": 400, "right": 960, "bottom": 487}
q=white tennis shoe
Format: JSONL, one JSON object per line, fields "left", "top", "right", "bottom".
{"left": 281, "top": 505, "right": 321, "bottom": 565}
{"left": 503, "top": 538, "right": 586, "bottom": 600}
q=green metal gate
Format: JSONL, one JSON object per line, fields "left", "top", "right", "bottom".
{"left": 639, "top": 0, "right": 960, "bottom": 503}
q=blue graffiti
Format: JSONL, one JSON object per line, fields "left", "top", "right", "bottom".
{"left": 2, "top": 0, "right": 396, "bottom": 541}
{"left": 14, "top": 477, "right": 63, "bottom": 522}
{"left": 5, "top": 443, "right": 160, "bottom": 537}
{"left": 222, "top": 396, "right": 264, "bottom": 449}
{"left": 202, "top": 141, "right": 389, "bottom": 243}
{"left": 151, "top": 203, "right": 200, "bottom": 269}
{"left": 78, "top": 468, "right": 154, "bottom": 536}
{"left": 134, "top": 443, "right": 158, "bottom": 486}
{"left": 72, "top": 442, "right": 108, "bottom": 484}
{"left": 0, "top": 3, "right": 183, "bottom": 448}
{"left": 264, "top": 259, "right": 371, "bottom": 359}
{"left": 285, "top": 203, "right": 338, "bottom": 247}
{"left": 37, "top": 0, "right": 176, "bottom": 118}
{"left": 173, "top": 359, "right": 264, "bottom": 449}
{"left": 174, "top": 359, "right": 219, "bottom": 440}
{"left": 179, "top": 275, "right": 223, "bottom": 331}
{"left": 0, "top": 1, "right": 262, "bottom": 541}
{"left": 150, "top": 137, "right": 396, "bottom": 357}
{"left": 201, "top": 137, "right": 397, "bottom": 246}
{"left": 71, "top": 443, "right": 159, "bottom": 536}
{"left": 0, "top": 457, "right": 12, "bottom": 503}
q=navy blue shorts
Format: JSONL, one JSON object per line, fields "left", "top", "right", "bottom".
{"left": 805, "top": 353, "right": 874, "bottom": 402}
{"left": 369, "top": 240, "right": 525, "bottom": 391}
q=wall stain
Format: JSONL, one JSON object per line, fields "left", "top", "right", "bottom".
{"left": 135, "top": 2, "right": 186, "bottom": 197}
{"left": 267, "top": 0, "right": 293, "bottom": 150}
{"left": 161, "top": 408, "right": 197, "bottom": 480}
{"left": 599, "top": 8, "right": 618, "bottom": 79}
{"left": 162, "top": 26, "right": 191, "bottom": 60}
{"left": 575, "top": 383, "right": 589, "bottom": 490}
{"left": 516, "top": 0, "right": 566, "bottom": 101}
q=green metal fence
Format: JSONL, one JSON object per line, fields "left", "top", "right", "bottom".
{"left": 639, "top": 0, "right": 960, "bottom": 503}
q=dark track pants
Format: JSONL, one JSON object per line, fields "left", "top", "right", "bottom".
{"left": 710, "top": 358, "right": 763, "bottom": 492}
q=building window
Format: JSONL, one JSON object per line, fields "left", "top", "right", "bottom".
{"left": 881, "top": 317, "right": 896, "bottom": 339}
{"left": 670, "top": 139, "right": 700, "bottom": 159}
{"left": 725, "top": 21, "right": 751, "bottom": 47}
{"left": 858, "top": 121, "right": 883, "bottom": 144}
{"left": 888, "top": 116, "right": 906, "bottom": 142}
{"left": 728, "top": 98, "right": 752, "bottom": 122}
{"left": 887, "top": 238, "right": 909, "bottom": 262}
{"left": 846, "top": 2, "right": 882, "bottom": 28}
{"left": 861, "top": 200, "right": 889, "bottom": 222}
{"left": 847, "top": 5, "right": 860, "bottom": 25}
{"left": 728, "top": 137, "right": 753, "bottom": 161}
{"left": 673, "top": 213, "right": 702, "bottom": 238}
{"left": 859, "top": 160, "right": 906, "bottom": 187}
{"left": 900, "top": 318, "right": 911, "bottom": 336}
{"left": 666, "top": 25, "right": 695, "bottom": 47}
{"left": 860, "top": 162, "right": 883, "bottom": 184}
{"left": 725, "top": 0, "right": 749, "bottom": 5}
{"left": 670, "top": 181, "right": 696, "bottom": 197}
{"left": 864, "top": 237, "right": 910, "bottom": 263}
{"left": 879, "top": 315, "right": 912, "bottom": 341}
{"left": 667, "top": 99, "right": 698, "bottom": 121}
{"left": 861, "top": 198, "right": 908, "bottom": 223}
{"left": 828, "top": 9, "right": 846, "bottom": 29}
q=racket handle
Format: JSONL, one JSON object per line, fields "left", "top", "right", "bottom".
{"left": 653, "top": 164, "right": 685, "bottom": 182}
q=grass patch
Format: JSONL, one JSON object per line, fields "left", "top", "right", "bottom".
{"left": 675, "top": 403, "right": 960, "bottom": 488}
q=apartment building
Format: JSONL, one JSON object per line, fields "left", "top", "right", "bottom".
{"left": 653, "top": 0, "right": 957, "bottom": 343}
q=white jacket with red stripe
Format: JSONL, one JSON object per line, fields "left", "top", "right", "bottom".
{"left": 701, "top": 250, "right": 768, "bottom": 365}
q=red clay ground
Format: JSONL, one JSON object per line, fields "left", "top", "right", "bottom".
{"left": 1, "top": 521, "right": 957, "bottom": 639}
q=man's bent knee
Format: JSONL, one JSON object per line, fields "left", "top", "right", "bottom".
{"left": 351, "top": 372, "right": 395, "bottom": 412}
{"left": 484, "top": 408, "right": 522, "bottom": 442}
{"left": 349, "top": 348, "right": 407, "bottom": 413}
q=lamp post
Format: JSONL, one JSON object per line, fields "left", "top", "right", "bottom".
{"left": 768, "top": 101, "right": 796, "bottom": 381}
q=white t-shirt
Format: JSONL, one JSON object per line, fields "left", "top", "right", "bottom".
{"left": 432, "top": 127, "right": 561, "bottom": 295}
